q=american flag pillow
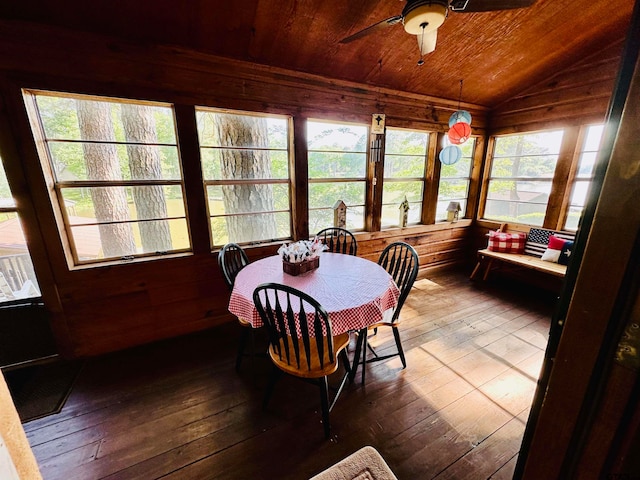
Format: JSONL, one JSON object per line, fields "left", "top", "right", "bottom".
{"left": 487, "top": 230, "right": 527, "bottom": 254}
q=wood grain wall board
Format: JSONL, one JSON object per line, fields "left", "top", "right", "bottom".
{"left": 490, "top": 43, "right": 624, "bottom": 133}
{"left": 544, "top": 126, "right": 581, "bottom": 229}
{"left": 0, "top": 21, "right": 489, "bottom": 130}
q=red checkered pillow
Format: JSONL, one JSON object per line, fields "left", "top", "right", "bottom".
{"left": 487, "top": 230, "right": 527, "bottom": 254}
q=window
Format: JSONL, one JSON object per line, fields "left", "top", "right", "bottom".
{"left": 564, "top": 124, "right": 604, "bottom": 231}
{"left": 25, "top": 91, "right": 189, "bottom": 265}
{"left": 436, "top": 138, "right": 476, "bottom": 221}
{"left": 381, "top": 128, "right": 428, "bottom": 227}
{"left": 196, "top": 108, "right": 292, "bottom": 246}
{"left": 484, "top": 130, "right": 564, "bottom": 226}
{"left": 0, "top": 157, "right": 41, "bottom": 303}
{"left": 307, "top": 120, "right": 368, "bottom": 233}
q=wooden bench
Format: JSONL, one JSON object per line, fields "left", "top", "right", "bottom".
{"left": 470, "top": 226, "right": 576, "bottom": 281}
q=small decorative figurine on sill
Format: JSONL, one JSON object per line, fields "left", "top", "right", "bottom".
{"left": 333, "top": 200, "right": 347, "bottom": 228}
{"left": 399, "top": 196, "right": 410, "bottom": 227}
{"left": 446, "top": 201, "right": 461, "bottom": 223}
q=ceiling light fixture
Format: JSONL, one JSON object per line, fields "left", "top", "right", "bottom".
{"left": 339, "top": 0, "right": 537, "bottom": 62}
{"left": 403, "top": 1, "right": 448, "bottom": 65}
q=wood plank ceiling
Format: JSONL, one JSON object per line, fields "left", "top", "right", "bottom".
{"left": 0, "top": 0, "right": 633, "bottom": 107}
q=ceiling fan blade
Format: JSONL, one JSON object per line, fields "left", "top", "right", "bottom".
{"left": 339, "top": 15, "right": 403, "bottom": 44}
{"left": 450, "top": 0, "right": 536, "bottom": 12}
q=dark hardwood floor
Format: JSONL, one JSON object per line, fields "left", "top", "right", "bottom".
{"left": 23, "top": 269, "right": 557, "bottom": 479}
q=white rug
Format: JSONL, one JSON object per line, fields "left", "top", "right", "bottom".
{"left": 310, "top": 446, "right": 398, "bottom": 480}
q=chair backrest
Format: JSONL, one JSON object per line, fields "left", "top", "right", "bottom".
{"left": 253, "top": 283, "right": 337, "bottom": 371}
{"left": 316, "top": 227, "right": 357, "bottom": 256}
{"left": 378, "top": 242, "right": 419, "bottom": 322}
{"left": 218, "top": 243, "right": 250, "bottom": 291}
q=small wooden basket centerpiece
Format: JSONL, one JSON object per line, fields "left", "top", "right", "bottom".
{"left": 278, "top": 237, "right": 327, "bottom": 276}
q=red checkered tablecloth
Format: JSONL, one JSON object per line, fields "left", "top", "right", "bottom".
{"left": 228, "top": 253, "right": 400, "bottom": 335}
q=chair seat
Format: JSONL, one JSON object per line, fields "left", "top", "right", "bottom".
{"left": 269, "top": 332, "right": 350, "bottom": 379}
{"left": 367, "top": 321, "right": 398, "bottom": 330}
{"left": 237, "top": 317, "right": 253, "bottom": 328}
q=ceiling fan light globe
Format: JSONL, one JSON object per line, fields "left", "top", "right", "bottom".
{"left": 417, "top": 29, "right": 438, "bottom": 55}
{"left": 403, "top": 2, "right": 448, "bottom": 35}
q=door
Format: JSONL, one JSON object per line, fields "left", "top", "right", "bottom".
{"left": 0, "top": 137, "right": 57, "bottom": 368}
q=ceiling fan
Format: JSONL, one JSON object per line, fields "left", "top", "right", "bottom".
{"left": 340, "top": 0, "right": 537, "bottom": 63}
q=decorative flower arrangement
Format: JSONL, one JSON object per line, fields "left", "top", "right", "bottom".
{"left": 278, "top": 237, "right": 327, "bottom": 264}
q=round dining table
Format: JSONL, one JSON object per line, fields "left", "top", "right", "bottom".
{"left": 228, "top": 252, "right": 400, "bottom": 336}
{"left": 227, "top": 252, "right": 400, "bottom": 379}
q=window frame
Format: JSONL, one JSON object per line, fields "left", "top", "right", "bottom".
{"left": 306, "top": 118, "right": 370, "bottom": 233}
{"left": 23, "top": 89, "right": 191, "bottom": 267}
{"left": 481, "top": 129, "right": 565, "bottom": 227}
{"left": 436, "top": 137, "right": 477, "bottom": 222}
{"left": 195, "top": 106, "right": 294, "bottom": 248}
{"left": 380, "top": 126, "right": 430, "bottom": 228}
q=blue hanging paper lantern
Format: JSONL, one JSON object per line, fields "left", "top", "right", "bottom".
{"left": 449, "top": 110, "right": 472, "bottom": 127}
{"left": 439, "top": 145, "right": 462, "bottom": 165}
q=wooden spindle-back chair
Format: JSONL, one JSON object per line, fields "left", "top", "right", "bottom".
{"left": 253, "top": 283, "right": 351, "bottom": 438}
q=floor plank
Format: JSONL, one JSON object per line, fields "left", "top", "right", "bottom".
{"left": 22, "top": 270, "right": 555, "bottom": 479}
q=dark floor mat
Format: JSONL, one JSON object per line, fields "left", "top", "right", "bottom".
{"left": 4, "top": 361, "right": 83, "bottom": 423}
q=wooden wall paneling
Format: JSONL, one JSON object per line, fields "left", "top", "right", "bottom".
{"left": 0, "top": 21, "right": 488, "bottom": 132}
{"left": 291, "top": 115, "right": 308, "bottom": 241}
{"left": 557, "top": 126, "right": 589, "bottom": 231}
{"left": 544, "top": 125, "right": 580, "bottom": 230}
{"left": 355, "top": 223, "right": 473, "bottom": 273}
{"left": 173, "top": 104, "right": 210, "bottom": 255}
{"left": 464, "top": 135, "right": 487, "bottom": 221}
{"left": 489, "top": 107, "right": 608, "bottom": 137}
{"left": 0, "top": 79, "right": 79, "bottom": 355}
{"left": 422, "top": 132, "right": 441, "bottom": 225}
{"left": 494, "top": 78, "right": 616, "bottom": 123}
{"left": 364, "top": 129, "right": 378, "bottom": 232}
{"left": 57, "top": 255, "right": 228, "bottom": 357}
{"left": 490, "top": 42, "right": 624, "bottom": 134}
{"left": 367, "top": 129, "right": 385, "bottom": 233}
{"left": 476, "top": 136, "right": 497, "bottom": 222}
{"left": 0, "top": 81, "right": 73, "bottom": 356}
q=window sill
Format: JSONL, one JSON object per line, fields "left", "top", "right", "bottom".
{"left": 68, "top": 251, "right": 194, "bottom": 271}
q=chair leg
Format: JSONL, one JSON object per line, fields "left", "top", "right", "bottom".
{"left": 349, "top": 328, "right": 366, "bottom": 383}
{"left": 236, "top": 327, "right": 250, "bottom": 372}
{"left": 361, "top": 333, "right": 368, "bottom": 385}
{"left": 263, "top": 365, "right": 281, "bottom": 410}
{"left": 482, "top": 258, "right": 495, "bottom": 281}
{"left": 470, "top": 259, "right": 483, "bottom": 280}
{"left": 392, "top": 326, "right": 406, "bottom": 369}
{"left": 339, "top": 349, "right": 352, "bottom": 377}
{"left": 249, "top": 328, "right": 256, "bottom": 374}
{"left": 319, "top": 376, "right": 330, "bottom": 439}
